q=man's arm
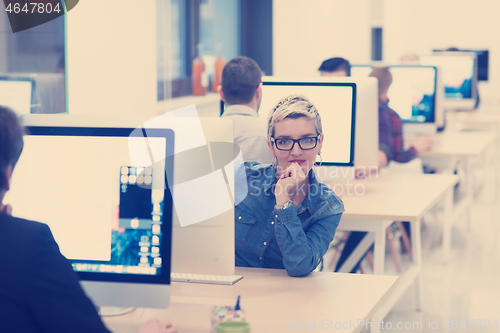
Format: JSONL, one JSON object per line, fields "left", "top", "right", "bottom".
{"left": 26, "top": 223, "right": 112, "bottom": 333}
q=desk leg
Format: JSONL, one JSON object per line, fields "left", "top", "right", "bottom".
{"left": 373, "top": 222, "right": 387, "bottom": 275}
{"left": 442, "top": 188, "right": 454, "bottom": 264}
{"left": 483, "top": 144, "right": 496, "bottom": 203}
{"left": 411, "top": 218, "right": 424, "bottom": 311}
{"left": 465, "top": 158, "right": 473, "bottom": 231}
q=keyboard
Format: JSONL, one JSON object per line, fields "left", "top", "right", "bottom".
{"left": 171, "top": 273, "right": 244, "bottom": 285}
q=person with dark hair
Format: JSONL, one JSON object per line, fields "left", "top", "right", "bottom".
{"left": 318, "top": 57, "right": 351, "bottom": 76}
{"left": 219, "top": 56, "right": 272, "bottom": 163}
{"left": 335, "top": 68, "right": 433, "bottom": 274}
{"left": 370, "top": 67, "right": 433, "bottom": 166}
{"left": 0, "top": 106, "right": 177, "bottom": 333}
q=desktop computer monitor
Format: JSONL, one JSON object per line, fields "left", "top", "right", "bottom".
{"left": 351, "top": 65, "right": 442, "bottom": 134}
{"left": 260, "top": 78, "right": 356, "bottom": 167}
{"left": 420, "top": 52, "right": 477, "bottom": 110}
{"left": 434, "top": 49, "right": 488, "bottom": 81}
{"left": 15, "top": 114, "right": 238, "bottom": 279}
{"left": 6, "top": 116, "right": 174, "bottom": 309}
{"left": 351, "top": 65, "right": 438, "bottom": 123}
{"left": 0, "top": 76, "right": 36, "bottom": 115}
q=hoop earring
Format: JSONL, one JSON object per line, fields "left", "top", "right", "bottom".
{"left": 317, "top": 153, "right": 323, "bottom": 166}
{"left": 272, "top": 156, "right": 277, "bottom": 168}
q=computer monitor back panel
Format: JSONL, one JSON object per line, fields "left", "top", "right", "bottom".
{"left": 420, "top": 52, "right": 477, "bottom": 111}
{"left": 168, "top": 117, "right": 236, "bottom": 276}
{"left": 7, "top": 116, "right": 174, "bottom": 308}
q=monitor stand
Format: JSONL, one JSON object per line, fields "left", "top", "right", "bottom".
{"left": 403, "top": 123, "right": 437, "bottom": 136}
{"left": 98, "top": 307, "right": 136, "bottom": 317}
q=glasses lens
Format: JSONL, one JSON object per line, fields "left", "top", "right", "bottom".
{"left": 276, "top": 139, "right": 293, "bottom": 150}
{"left": 299, "top": 137, "right": 317, "bottom": 149}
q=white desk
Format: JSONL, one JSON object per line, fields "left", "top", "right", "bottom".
{"left": 103, "top": 267, "right": 399, "bottom": 333}
{"left": 419, "top": 131, "right": 497, "bottom": 228}
{"left": 446, "top": 111, "right": 500, "bottom": 195}
{"left": 419, "top": 130, "right": 497, "bottom": 158}
{"left": 336, "top": 173, "right": 458, "bottom": 333}
{"left": 447, "top": 109, "right": 500, "bottom": 131}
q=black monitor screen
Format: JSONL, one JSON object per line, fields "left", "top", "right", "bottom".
{"left": 351, "top": 65, "right": 437, "bottom": 123}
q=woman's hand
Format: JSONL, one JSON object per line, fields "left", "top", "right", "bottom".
{"left": 275, "top": 163, "right": 307, "bottom": 206}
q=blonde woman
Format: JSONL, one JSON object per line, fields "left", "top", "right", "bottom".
{"left": 235, "top": 95, "right": 344, "bottom": 277}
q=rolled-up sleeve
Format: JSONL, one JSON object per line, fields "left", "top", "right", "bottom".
{"left": 273, "top": 202, "right": 343, "bottom": 277}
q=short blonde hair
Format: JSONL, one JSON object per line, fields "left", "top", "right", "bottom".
{"left": 267, "top": 94, "right": 323, "bottom": 142}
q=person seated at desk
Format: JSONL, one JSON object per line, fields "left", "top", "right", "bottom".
{"left": 318, "top": 57, "right": 351, "bottom": 77}
{"left": 220, "top": 56, "right": 273, "bottom": 164}
{"left": 334, "top": 68, "right": 433, "bottom": 273}
{"left": 234, "top": 94, "right": 344, "bottom": 277}
{"left": 371, "top": 67, "right": 433, "bottom": 167}
{"left": 0, "top": 107, "right": 177, "bottom": 333}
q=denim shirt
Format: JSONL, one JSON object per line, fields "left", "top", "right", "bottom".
{"left": 234, "top": 162, "right": 344, "bottom": 277}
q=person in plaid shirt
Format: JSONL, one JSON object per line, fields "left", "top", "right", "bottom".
{"left": 369, "top": 67, "right": 433, "bottom": 167}
{"left": 334, "top": 67, "right": 433, "bottom": 274}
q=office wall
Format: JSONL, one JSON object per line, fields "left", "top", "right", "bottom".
{"left": 384, "top": 0, "right": 500, "bottom": 99}
{"left": 273, "top": 0, "right": 371, "bottom": 77}
{"left": 66, "top": 0, "right": 157, "bottom": 118}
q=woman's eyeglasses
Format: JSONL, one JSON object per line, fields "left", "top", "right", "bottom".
{"left": 270, "top": 135, "right": 320, "bottom": 151}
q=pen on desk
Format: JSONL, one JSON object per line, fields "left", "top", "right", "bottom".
{"left": 235, "top": 295, "right": 241, "bottom": 311}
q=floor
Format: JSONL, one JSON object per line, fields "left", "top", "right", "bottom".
{"left": 321, "top": 151, "right": 500, "bottom": 332}
{"left": 380, "top": 168, "right": 500, "bottom": 332}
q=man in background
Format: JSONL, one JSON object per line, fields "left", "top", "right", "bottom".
{"left": 219, "top": 56, "right": 273, "bottom": 164}
{"left": 318, "top": 57, "right": 351, "bottom": 77}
